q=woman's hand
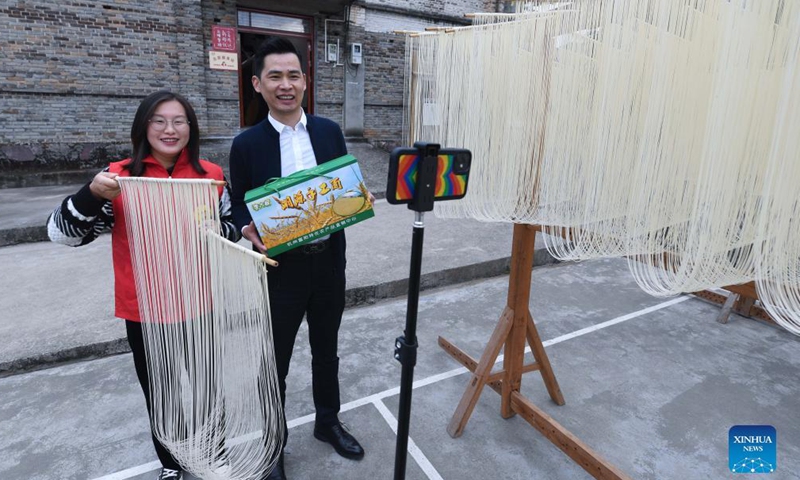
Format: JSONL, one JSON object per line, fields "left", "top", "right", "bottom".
{"left": 89, "top": 172, "right": 121, "bottom": 201}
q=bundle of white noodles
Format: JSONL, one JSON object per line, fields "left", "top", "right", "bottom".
{"left": 403, "top": 0, "right": 800, "bottom": 334}
{"left": 117, "top": 177, "right": 283, "bottom": 479}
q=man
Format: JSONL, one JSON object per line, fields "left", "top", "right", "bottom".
{"left": 228, "top": 37, "right": 365, "bottom": 480}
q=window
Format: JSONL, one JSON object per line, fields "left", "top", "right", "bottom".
{"left": 238, "top": 11, "right": 310, "bottom": 34}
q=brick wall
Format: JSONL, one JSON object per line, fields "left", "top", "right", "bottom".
{"left": 359, "top": 27, "right": 406, "bottom": 142}
{"left": 0, "top": 0, "right": 500, "bottom": 177}
{"left": 200, "top": 0, "right": 241, "bottom": 137}
{"left": 0, "top": 0, "right": 210, "bottom": 173}
{"left": 313, "top": 16, "right": 346, "bottom": 126}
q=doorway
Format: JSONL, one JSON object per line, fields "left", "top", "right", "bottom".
{"left": 238, "top": 10, "right": 314, "bottom": 127}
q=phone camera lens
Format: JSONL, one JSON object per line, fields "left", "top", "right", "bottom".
{"left": 454, "top": 153, "right": 471, "bottom": 174}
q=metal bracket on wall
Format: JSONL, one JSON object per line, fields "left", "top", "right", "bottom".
{"left": 325, "top": 18, "right": 346, "bottom": 66}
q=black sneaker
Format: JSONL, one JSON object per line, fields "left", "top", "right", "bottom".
{"left": 157, "top": 468, "right": 183, "bottom": 480}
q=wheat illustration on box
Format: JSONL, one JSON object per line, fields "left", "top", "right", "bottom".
{"left": 245, "top": 154, "right": 375, "bottom": 256}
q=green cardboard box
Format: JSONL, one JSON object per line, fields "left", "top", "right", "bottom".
{"left": 244, "top": 154, "right": 374, "bottom": 256}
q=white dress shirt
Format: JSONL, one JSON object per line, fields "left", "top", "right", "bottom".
{"left": 268, "top": 111, "right": 317, "bottom": 175}
{"left": 267, "top": 110, "right": 329, "bottom": 243}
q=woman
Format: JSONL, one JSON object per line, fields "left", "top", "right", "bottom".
{"left": 47, "top": 90, "right": 240, "bottom": 480}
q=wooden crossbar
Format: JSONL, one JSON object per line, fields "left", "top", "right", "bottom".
{"left": 510, "top": 392, "right": 632, "bottom": 480}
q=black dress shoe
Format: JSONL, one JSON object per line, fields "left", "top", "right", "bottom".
{"left": 263, "top": 453, "right": 286, "bottom": 480}
{"left": 314, "top": 422, "right": 365, "bottom": 460}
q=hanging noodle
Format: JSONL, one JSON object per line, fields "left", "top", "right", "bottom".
{"left": 117, "top": 176, "right": 283, "bottom": 479}
{"left": 755, "top": 10, "right": 800, "bottom": 334}
{"left": 402, "top": 0, "right": 800, "bottom": 333}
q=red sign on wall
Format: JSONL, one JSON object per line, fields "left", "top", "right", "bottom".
{"left": 212, "top": 26, "right": 237, "bottom": 52}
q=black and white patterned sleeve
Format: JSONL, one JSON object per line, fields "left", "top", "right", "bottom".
{"left": 46, "top": 170, "right": 114, "bottom": 247}
{"left": 219, "top": 177, "right": 241, "bottom": 243}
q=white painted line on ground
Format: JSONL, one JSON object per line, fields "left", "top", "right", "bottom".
{"left": 89, "top": 296, "right": 688, "bottom": 480}
{"left": 372, "top": 399, "right": 445, "bottom": 480}
{"left": 377, "top": 296, "right": 694, "bottom": 396}
{"left": 541, "top": 295, "right": 691, "bottom": 347}
{"left": 90, "top": 461, "right": 162, "bottom": 480}
{"left": 286, "top": 412, "right": 316, "bottom": 429}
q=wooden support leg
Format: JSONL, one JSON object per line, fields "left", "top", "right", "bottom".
{"left": 446, "top": 307, "right": 514, "bottom": 438}
{"left": 501, "top": 224, "right": 539, "bottom": 418}
{"left": 716, "top": 293, "right": 738, "bottom": 324}
{"left": 526, "top": 310, "right": 565, "bottom": 406}
{"left": 443, "top": 223, "right": 566, "bottom": 433}
{"left": 439, "top": 335, "right": 524, "bottom": 395}
{"left": 735, "top": 296, "right": 756, "bottom": 317}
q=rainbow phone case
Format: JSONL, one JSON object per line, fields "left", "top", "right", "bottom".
{"left": 388, "top": 148, "right": 470, "bottom": 204}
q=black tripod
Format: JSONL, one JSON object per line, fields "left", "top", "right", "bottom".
{"left": 392, "top": 142, "right": 440, "bottom": 480}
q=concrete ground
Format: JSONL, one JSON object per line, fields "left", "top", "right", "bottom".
{"left": 1, "top": 140, "right": 799, "bottom": 479}
{"left": 0, "top": 199, "right": 559, "bottom": 375}
{"left": 1, "top": 258, "right": 799, "bottom": 480}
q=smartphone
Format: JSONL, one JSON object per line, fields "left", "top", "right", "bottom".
{"left": 386, "top": 147, "right": 471, "bottom": 204}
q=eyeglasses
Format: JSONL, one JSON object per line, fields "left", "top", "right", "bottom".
{"left": 149, "top": 117, "right": 190, "bottom": 131}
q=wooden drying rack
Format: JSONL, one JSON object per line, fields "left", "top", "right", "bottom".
{"left": 438, "top": 225, "right": 631, "bottom": 480}
{"left": 436, "top": 227, "right": 773, "bottom": 480}
{"left": 398, "top": 16, "right": 778, "bottom": 478}
{"left": 397, "top": 23, "right": 631, "bottom": 479}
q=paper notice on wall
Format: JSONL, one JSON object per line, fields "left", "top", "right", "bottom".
{"left": 209, "top": 51, "right": 238, "bottom": 71}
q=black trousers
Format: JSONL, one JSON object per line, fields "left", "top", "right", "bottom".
{"left": 126, "top": 320, "right": 182, "bottom": 470}
{"left": 268, "top": 243, "right": 345, "bottom": 428}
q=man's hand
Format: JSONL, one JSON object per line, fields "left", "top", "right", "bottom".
{"left": 89, "top": 172, "right": 121, "bottom": 201}
{"left": 242, "top": 221, "right": 268, "bottom": 253}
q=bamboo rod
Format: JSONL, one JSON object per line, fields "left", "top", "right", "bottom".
{"left": 206, "top": 229, "right": 279, "bottom": 267}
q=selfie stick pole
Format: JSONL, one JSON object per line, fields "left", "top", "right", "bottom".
{"left": 394, "top": 142, "right": 439, "bottom": 480}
